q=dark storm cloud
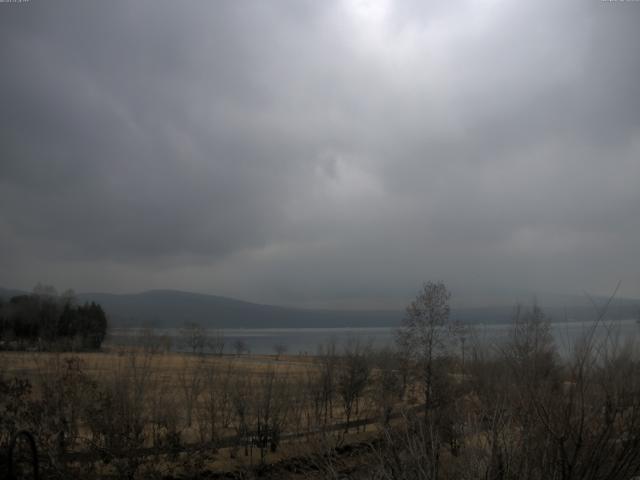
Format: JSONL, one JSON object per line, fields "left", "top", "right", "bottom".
{"left": 1, "top": 0, "right": 639, "bottom": 305}
{"left": 1, "top": 2, "right": 315, "bottom": 259}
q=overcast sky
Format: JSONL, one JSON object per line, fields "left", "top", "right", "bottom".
{"left": 1, "top": 0, "right": 639, "bottom": 308}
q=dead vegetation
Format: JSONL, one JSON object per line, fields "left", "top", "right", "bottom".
{"left": 2, "top": 286, "right": 640, "bottom": 479}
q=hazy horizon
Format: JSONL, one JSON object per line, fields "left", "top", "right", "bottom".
{"left": 2, "top": 284, "right": 637, "bottom": 313}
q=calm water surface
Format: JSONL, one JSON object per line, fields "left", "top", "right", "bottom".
{"left": 108, "top": 319, "right": 640, "bottom": 356}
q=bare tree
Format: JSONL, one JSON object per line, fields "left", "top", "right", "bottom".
{"left": 273, "top": 343, "right": 287, "bottom": 360}
{"left": 148, "top": 371, "right": 181, "bottom": 450}
{"left": 507, "top": 301, "right": 556, "bottom": 377}
{"left": 230, "top": 372, "right": 253, "bottom": 458}
{"left": 393, "top": 282, "right": 453, "bottom": 479}
{"left": 372, "top": 348, "right": 404, "bottom": 424}
{"left": 209, "top": 329, "right": 225, "bottom": 356}
{"left": 253, "top": 367, "right": 292, "bottom": 462}
{"left": 197, "top": 360, "right": 234, "bottom": 444}
{"left": 397, "top": 281, "right": 451, "bottom": 414}
{"left": 451, "top": 320, "right": 473, "bottom": 378}
{"left": 337, "top": 340, "right": 371, "bottom": 432}
{"left": 177, "top": 356, "right": 204, "bottom": 428}
{"left": 318, "top": 340, "right": 338, "bottom": 427}
{"left": 181, "top": 321, "right": 207, "bottom": 355}
{"left": 84, "top": 350, "right": 156, "bottom": 478}
{"left": 500, "top": 293, "right": 640, "bottom": 480}
{"left": 137, "top": 326, "right": 165, "bottom": 355}
{"left": 233, "top": 339, "right": 247, "bottom": 356}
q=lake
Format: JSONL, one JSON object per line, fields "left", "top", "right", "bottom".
{"left": 107, "top": 318, "right": 640, "bottom": 357}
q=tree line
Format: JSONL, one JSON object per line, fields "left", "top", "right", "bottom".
{"left": 2, "top": 281, "right": 640, "bottom": 479}
{"left": 0, "top": 284, "right": 107, "bottom": 351}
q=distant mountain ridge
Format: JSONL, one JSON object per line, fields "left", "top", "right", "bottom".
{"left": 0, "top": 287, "right": 638, "bottom": 329}
{"left": 78, "top": 289, "right": 401, "bottom": 328}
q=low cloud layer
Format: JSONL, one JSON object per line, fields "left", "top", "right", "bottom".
{"left": 1, "top": 1, "right": 639, "bottom": 308}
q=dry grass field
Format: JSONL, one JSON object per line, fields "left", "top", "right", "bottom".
{"left": 4, "top": 307, "right": 640, "bottom": 480}
{"left": 1, "top": 347, "right": 403, "bottom": 478}
{"left": 0, "top": 349, "right": 316, "bottom": 381}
